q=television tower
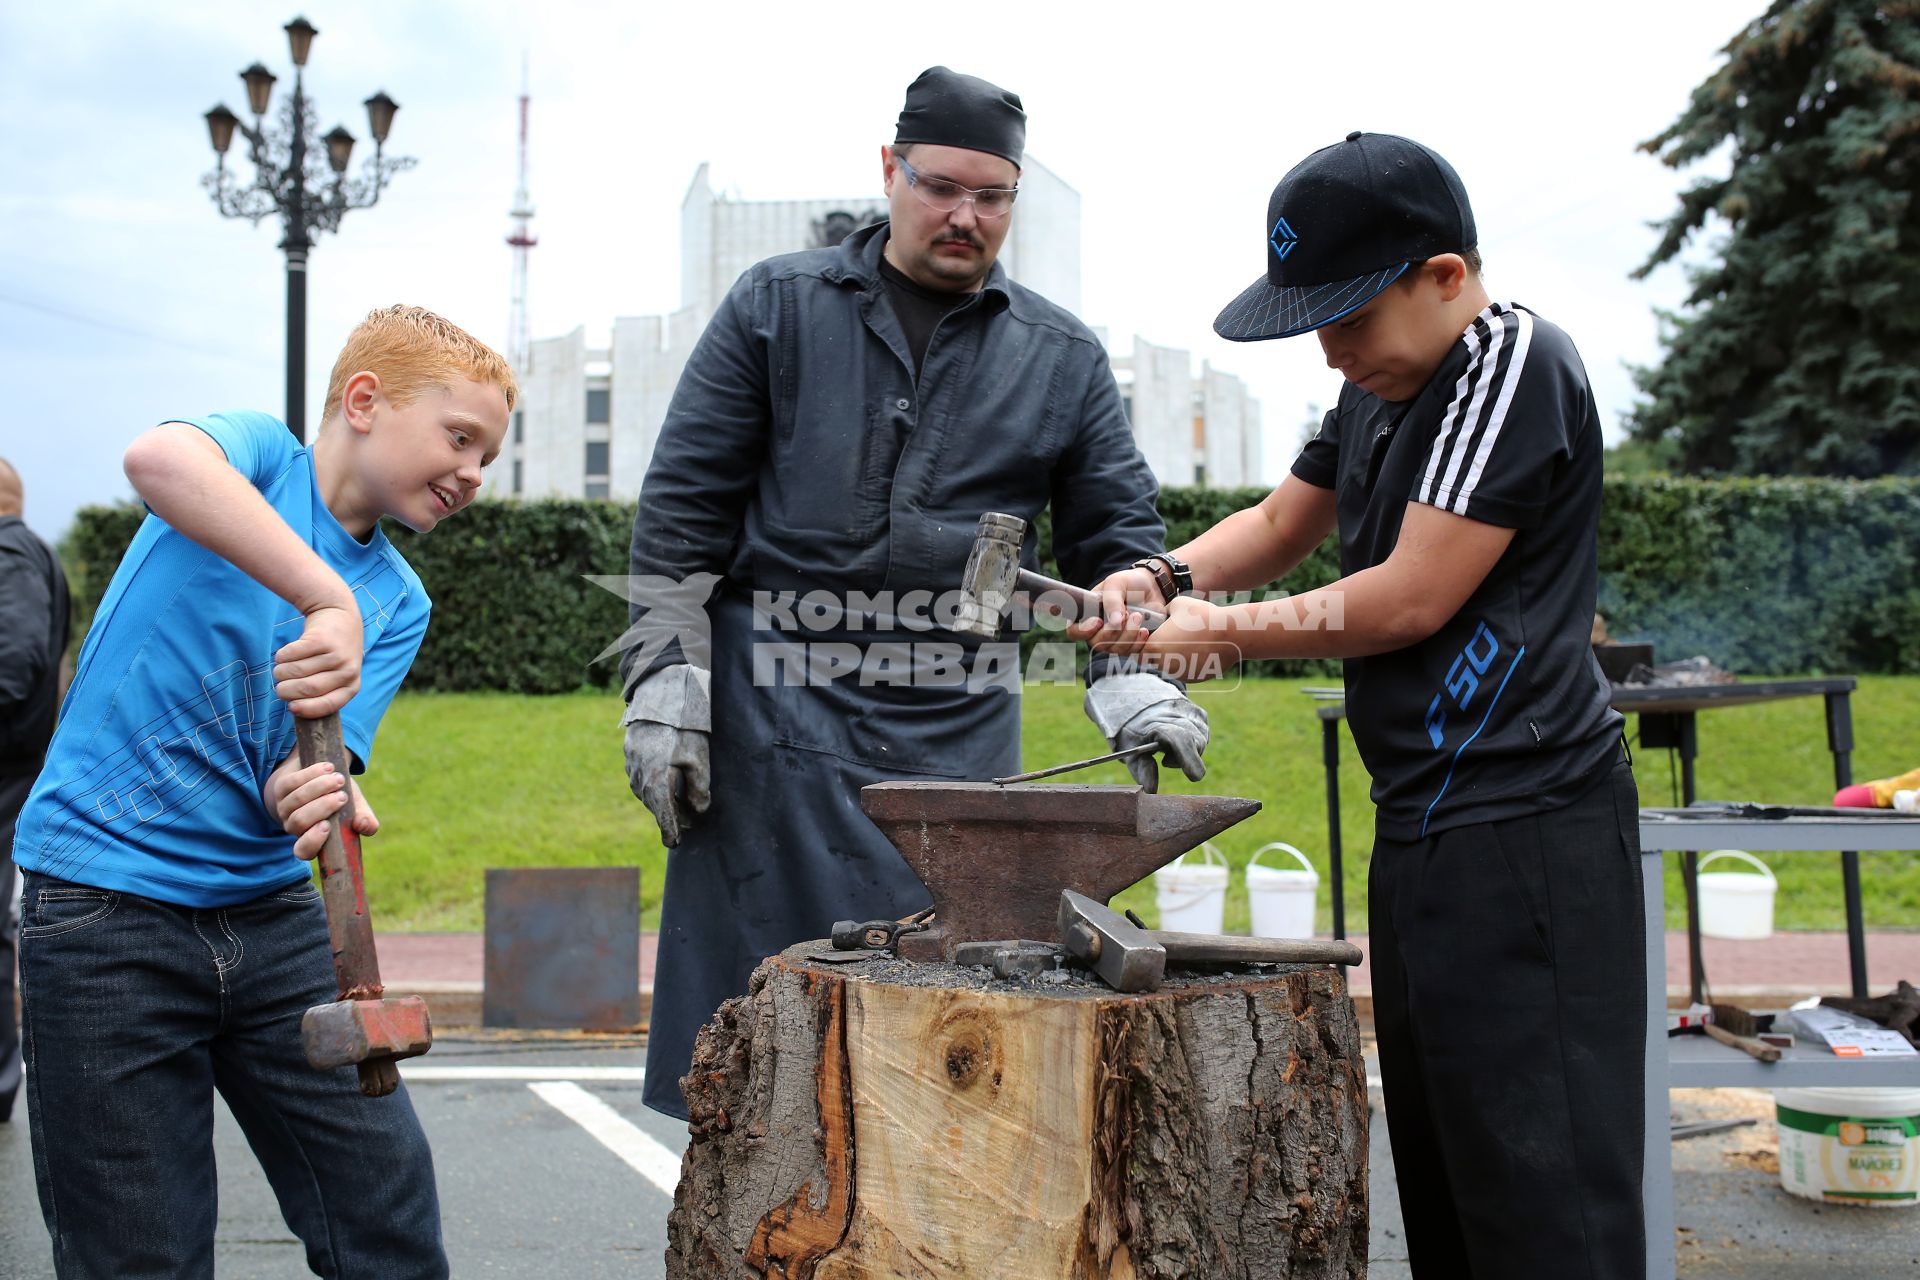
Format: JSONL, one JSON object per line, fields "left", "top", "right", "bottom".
{"left": 505, "top": 56, "right": 536, "bottom": 373}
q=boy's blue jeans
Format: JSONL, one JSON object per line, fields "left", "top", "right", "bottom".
{"left": 18, "top": 870, "right": 448, "bottom": 1279}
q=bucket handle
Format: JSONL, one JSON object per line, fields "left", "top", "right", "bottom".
{"left": 1248, "top": 842, "right": 1314, "bottom": 876}
{"left": 1170, "top": 841, "right": 1225, "bottom": 870}
{"left": 1158, "top": 841, "right": 1226, "bottom": 914}
{"left": 1697, "top": 849, "right": 1776, "bottom": 882}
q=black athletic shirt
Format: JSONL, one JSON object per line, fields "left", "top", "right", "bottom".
{"left": 1292, "top": 301, "right": 1622, "bottom": 840}
{"left": 879, "top": 256, "right": 970, "bottom": 377}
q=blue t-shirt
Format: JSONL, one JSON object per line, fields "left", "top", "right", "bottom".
{"left": 15, "top": 411, "right": 431, "bottom": 907}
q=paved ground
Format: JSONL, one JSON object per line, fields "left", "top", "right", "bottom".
{"left": 5, "top": 1038, "right": 1916, "bottom": 1276}
{"left": 6, "top": 926, "right": 1913, "bottom": 1273}
{"left": 0, "top": 1035, "right": 675, "bottom": 1277}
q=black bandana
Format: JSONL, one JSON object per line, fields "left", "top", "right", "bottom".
{"left": 893, "top": 66, "right": 1025, "bottom": 168}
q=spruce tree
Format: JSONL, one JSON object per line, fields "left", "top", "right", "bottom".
{"left": 1630, "top": 0, "right": 1920, "bottom": 475}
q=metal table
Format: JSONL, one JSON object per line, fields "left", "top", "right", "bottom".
{"left": 1615, "top": 678, "right": 1863, "bottom": 999}
{"left": 1314, "top": 678, "right": 1868, "bottom": 996}
{"left": 1636, "top": 819, "right": 1920, "bottom": 1277}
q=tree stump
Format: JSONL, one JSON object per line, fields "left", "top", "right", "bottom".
{"left": 666, "top": 944, "right": 1369, "bottom": 1279}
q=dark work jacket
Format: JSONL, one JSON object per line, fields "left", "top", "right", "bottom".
{"left": 621, "top": 221, "right": 1165, "bottom": 691}
{"left": 626, "top": 223, "right": 1166, "bottom": 1120}
{"left": 0, "top": 516, "right": 70, "bottom": 774}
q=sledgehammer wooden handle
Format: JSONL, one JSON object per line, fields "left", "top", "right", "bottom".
{"left": 1154, "top": 929, "right": 1365, "bottom": 968}
{"left": 295, "top": 714, "right": 400, "bottom": 1096}
{"left": 1703, "top": 1021, "right": 1781, "bottom": 1063}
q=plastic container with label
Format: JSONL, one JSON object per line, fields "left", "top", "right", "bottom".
{"left": 1774, "top": 1086, "right": 1920, "bottom": 1208}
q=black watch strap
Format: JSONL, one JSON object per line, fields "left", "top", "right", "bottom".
{"left": 1130, "top": 557, "right": 1175, "bottom": 600}
{"left": 1161, "top": 552, "right": 1195, "bottom": 596}
{"left": 1131, "top": 553, "right": 1193, "bottom": 599}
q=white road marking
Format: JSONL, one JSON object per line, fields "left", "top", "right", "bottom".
{"left": 401, "top": 1064, "right": 649, "bottom": 1082}
{"left": 529, "top": 1081, "right": 684, "bottom": 1196}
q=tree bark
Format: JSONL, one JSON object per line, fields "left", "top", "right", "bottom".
{"left": 667, "top": 944, "right": 1368, "bottom": 1279}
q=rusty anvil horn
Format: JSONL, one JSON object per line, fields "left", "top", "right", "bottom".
{"left": 861, "top": 781, "right": 1260, "bottom": 961}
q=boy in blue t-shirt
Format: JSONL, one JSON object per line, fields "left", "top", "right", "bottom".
{"left": 14, "top": 304, "right": 513, "bottom": 1278}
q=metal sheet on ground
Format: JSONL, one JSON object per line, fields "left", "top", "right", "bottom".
{"left": 483, "top": 867, "right": 644, "bottom": 1029}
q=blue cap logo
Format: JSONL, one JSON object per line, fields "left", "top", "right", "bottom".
{"left": 1270, "top": 216, "right": 1298, "bottom": 260}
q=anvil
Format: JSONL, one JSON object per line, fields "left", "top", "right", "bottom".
{"left": 860, "top": 781, "right": 1261, "bottom": 962}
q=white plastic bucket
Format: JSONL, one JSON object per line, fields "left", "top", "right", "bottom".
{"left": 1775, "top": 1087, "right": 1920, "bottom": 1208}
{"left": 1697, "top": 850, "right": 1776, "bottom": 940}
{"left": 1246, "top": 842, "right": 1318, "bottom": 940}
{"left": 1154, "top": 842, "right": 1227, "bottom": 934}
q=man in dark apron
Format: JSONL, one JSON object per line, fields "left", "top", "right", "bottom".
{"left": 621, "top": 67, "right": 1208, "bottom": 1120}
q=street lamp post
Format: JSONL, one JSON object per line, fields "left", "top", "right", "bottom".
{"left": 200, "top": 16, "right": 414, "bottom": 441}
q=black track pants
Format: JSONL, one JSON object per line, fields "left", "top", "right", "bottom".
{"left": 1370, "top": 760, "right": 1647, "bottom": 1279}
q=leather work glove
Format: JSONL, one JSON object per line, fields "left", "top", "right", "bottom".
{"left": 1083, "top": 670, "right": 1209, "bottom": 793}
{"left": 621, "top": 664, "right": 712, "bottom": 847}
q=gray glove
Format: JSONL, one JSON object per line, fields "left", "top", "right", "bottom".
{"left": 622, "top": 664, "right": 712, "bottom": 847}
{"left": 1084, "top": 670, "right": 1209, "bottom": 793}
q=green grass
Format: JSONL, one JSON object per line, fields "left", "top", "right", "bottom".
{"left": 362, "top": 676, "right": 1920, "bottom": 935}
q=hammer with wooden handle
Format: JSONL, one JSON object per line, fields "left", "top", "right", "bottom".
{"left": 295, "top": 714, "right": 432, "bottom": 1097}
{"left": 954, "top": 512, "right": 1168, "bottom": 639}
{"left": 1059, "top": 889, "right": 1364, "bottom": 993}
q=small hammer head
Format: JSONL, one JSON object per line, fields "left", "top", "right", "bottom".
{"left": 302, "top": 996, "right": 434, "bottom": 1072}
{"left": 1059, "top": 889, "right": 1166, "bottom": 993}
{"left": 955, "top": 512, "right": 1028, "bottom": 639}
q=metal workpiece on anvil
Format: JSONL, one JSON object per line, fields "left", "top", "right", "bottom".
{"left": 860, "top": 781, "right": 1260, "bottom": 962}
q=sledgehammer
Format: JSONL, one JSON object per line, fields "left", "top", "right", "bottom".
{"left": 1059, "top": 889, "right": 1364, "bottom": 993}
{"left": 955, "top": 512, "right": 1168, "bottom": 639}
{"left": 295, "top": 714, "right": 432, "bottom": 1097}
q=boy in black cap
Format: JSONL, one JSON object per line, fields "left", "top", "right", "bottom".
{"left": 1074, "top": 133, "right": 1645, "bottom": 1277}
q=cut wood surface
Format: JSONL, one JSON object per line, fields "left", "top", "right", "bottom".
{"left": 667, "top": 945, "right": 1368, "bottom": 1279}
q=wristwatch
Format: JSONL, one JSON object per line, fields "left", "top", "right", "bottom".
{"left": 1130, "top": 552, "right": 1194, "bottom": 600}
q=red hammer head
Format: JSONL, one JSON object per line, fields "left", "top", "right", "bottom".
{"left": 302, "top": 996, "right": 433, "bottom": 1074}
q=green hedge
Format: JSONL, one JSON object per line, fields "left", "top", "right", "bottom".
{"left": 59, "top": 477, "right": 1920, "bottom": 692}
{"left": 383, "top": 502, "right": 630, "bottom": 693}
{"left": 57, "top": 500, "right": 632, "bottom": 695}
{"left": 1595, "top": 477, "right": 1920, "bottom": 676}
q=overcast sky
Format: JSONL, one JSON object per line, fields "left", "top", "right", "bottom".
{"left": 1, "top": 0, "right": 1756, "bottom": 544}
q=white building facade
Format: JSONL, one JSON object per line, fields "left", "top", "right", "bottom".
{"left": 504, "top": 161, "right": 1259, "bottom": 501}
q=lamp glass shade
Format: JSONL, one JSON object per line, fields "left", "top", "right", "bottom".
{"left": 240, "top": 63, "right": 277, "bottom": 117}
{"left": 364, "top": 91, "right": 398, "bottom": 144}
{"left": 205, "top": 104, "right": 240, "bottom": 155}
{"left": 323, "top": 125, "right": 355, "bottom": 174}
{"left": 284, "top": 17, "right": 318, "bottom": 67}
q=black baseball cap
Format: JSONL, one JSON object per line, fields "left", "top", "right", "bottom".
{"left": 1214, "top": 132, "right": 1477, "bottom": 342}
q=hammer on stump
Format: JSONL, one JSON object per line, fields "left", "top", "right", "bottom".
{"left": 1060, "top": 889, "right": 1364, "bottom": 992}
{"left": 295, "top": 714, "right": 432, "bottom": 1097}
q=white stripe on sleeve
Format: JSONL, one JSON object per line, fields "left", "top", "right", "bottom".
{"left": 1423, "top": 308, "right": 1504, "bottom": 504}
{"left": 1448, "top": 307, "right": 1535, "bottom": 514}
